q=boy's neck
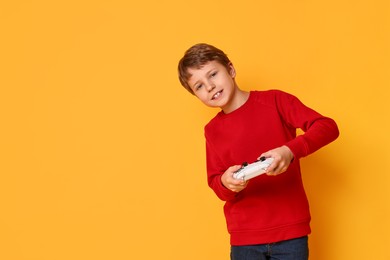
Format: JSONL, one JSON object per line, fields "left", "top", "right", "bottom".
{"left": 222, "top": 88, "right": 250, "bottom": 114}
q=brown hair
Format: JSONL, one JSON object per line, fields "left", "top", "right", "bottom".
{"left": 178, "top": 43, "right": 231, "bottom": 94}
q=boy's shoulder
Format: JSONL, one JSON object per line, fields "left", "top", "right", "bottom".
{"left": 251, "top": 89, "right": 293, "bottom": 99}
{"left": 250, "top": 89, "right": 298, "bottom": 108}
{"left": 244, "top": 89, "right": 292, "bottom": 103}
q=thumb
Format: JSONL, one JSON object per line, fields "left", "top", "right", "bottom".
{"left": 258, "top": 152, "right": 271, "bottom": 161}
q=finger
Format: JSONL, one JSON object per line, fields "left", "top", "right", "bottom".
{"left": 265, "top": 161, "right": 278, "bottom": 174}
{"left": 267, "top": 164, "right": 288, "bottom": 176}
{"left": 229, "top": 184, "right": 243, "bottom": 192}
{"left": 258, "top": 153, "right": 269, "bottom": 161}
{"left": 231, "top": 178, "right": 246, "bottom": 186}
{"left": 229, "top": 179, "right": 248, "bottom": 189}
{"left": 229, "top": 164, "right": 243, "bottom": 174}
{"left": 240, "top": 180, "right": 248, "bottom": 186}
{"left": 230, "top": 184, "right": 247, "bottom": 192}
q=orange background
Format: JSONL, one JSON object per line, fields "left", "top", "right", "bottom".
{"left": 1, "top": 1, "right": 389, "bottom": 259}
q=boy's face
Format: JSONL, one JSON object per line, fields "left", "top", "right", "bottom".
{"left": 187, "top": 60, "right": 237, "bottom": 112}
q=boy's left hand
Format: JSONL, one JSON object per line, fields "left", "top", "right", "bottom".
{"left": 259, "top": 145, "right": 294, "bottom": 176}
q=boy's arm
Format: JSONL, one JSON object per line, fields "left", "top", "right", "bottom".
{"left": 275, "top": 91, "right": 339, "bottom": 159}
{"left": 208, "top": 168, "right": 247, "bottom": 201}
{"left": 206, "top": 140, "right": 242, "bottom": 201}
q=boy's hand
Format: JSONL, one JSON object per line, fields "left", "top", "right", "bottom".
{"left": 221, "top": 165, "right": 248, "bottom": 192}
{"left": 259, "top": 145, "right": 294, "bottom": 176}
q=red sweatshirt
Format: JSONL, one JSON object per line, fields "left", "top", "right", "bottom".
{"left": 204, "top": 90, "right": 339, "bottom": 245}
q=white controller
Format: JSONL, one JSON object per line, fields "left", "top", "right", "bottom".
{"left": 233, "top": 157, "right": 274, "bottom": 181}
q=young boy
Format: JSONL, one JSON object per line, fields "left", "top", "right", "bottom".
{"left": 178, "top": 43, "right": 339, "bottom": 260}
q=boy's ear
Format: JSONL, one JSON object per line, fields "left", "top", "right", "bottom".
{"left": 228, "top": 63, "right": 236, "bottom": 78}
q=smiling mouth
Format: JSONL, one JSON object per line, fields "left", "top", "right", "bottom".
{"left": 212, "top": 90, "right": 223, "bottom": 100}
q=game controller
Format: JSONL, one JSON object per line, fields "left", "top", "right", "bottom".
{"left": 233, "top": 157, "right": 274, "bottom": 181}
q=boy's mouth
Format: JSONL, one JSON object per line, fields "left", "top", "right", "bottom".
{"left": 212, "top": 90, "right": 223, "bottom": 100}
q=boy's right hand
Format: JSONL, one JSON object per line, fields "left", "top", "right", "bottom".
{"left": 221, "top": 165, "right": 248, "bottom": 193}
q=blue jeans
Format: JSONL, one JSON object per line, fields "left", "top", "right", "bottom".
{"left": 231, "top": 236, "right": 308, "bottom": 260}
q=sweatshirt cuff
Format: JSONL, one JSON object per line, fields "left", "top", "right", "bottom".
{"left": 285, "top": 135, "right": 309, "bottom": 160}
{"left": 214, "top": 176, "right": 238, "bottom": 201}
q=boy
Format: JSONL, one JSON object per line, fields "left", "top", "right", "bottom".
{"left": 178, "top": 43, "right": 339, "bottom": 260}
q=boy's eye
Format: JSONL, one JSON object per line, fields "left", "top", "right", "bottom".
{"left": 211, "top": 71, "right": 217, "bottom": 77}
{"left": 195, "top": 84, "right": 203, "bottom": 90}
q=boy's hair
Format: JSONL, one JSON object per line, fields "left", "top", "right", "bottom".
{"left": 178, "top": 43, "right": 231, "bottom": 94}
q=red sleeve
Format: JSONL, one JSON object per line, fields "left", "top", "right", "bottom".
{"left": 205, "top": 138, "right": 238, "bottom": 201}
{"left": 275, "top": 91, "right": 339, "bottom": 159}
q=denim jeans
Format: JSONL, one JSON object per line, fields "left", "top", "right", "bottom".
{"left": 230, "top": 236, "right": 308, "bottom": 260}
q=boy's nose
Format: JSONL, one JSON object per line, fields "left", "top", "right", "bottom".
{"left": 206, "top": 82, "right": 216, "bottom": 92}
